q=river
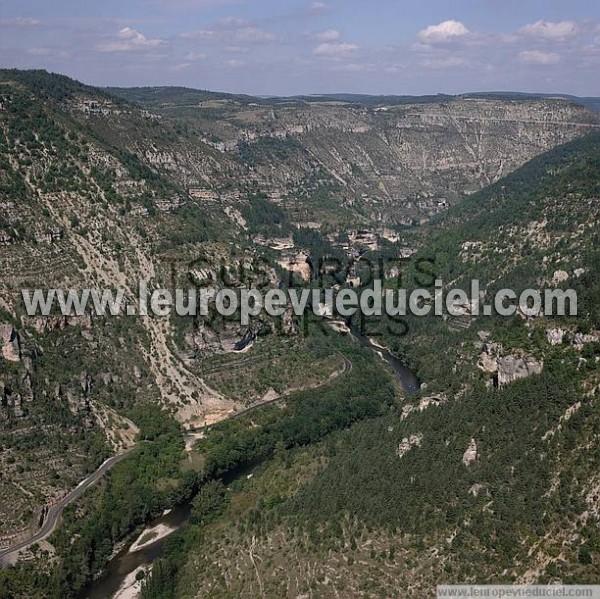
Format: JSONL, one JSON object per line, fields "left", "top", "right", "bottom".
{"left": 80, "top": 504, "right": 191, "bottom": 599}
{"left": 345, "top": 321, "right": 421, "bottom": 394}
{"left": 81, "top": 328, "right": 419, "bottom": 598}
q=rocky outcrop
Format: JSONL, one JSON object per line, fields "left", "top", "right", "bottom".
{"left": 462, "top": 439, "right": 478, "bottom": 467}
{"left": 397, "top": 433, "right": 423, "bottom": 459}
{"left": 468, "top": 483, "right": 486, "bottom": 497}
{"left": 0, "top": 382, "right": 25, "bottom": 419}
{"left": 276, "top": 252, "right": 312, "bottom": 282}
{"left": 0, "top": 325, "right": 21, "bottom": 362}
{"left": 477, "top": 343, "right": 499, "bottom": 373}
{"left": 29, "top": 314, "right": 93, "bottom": 334}
{"left": 546, "top": 328, "right": 566, "bottom": 345}
{"left": 477, "top": 343, "right": 543, "bottom": 385}
{"left": 551, "top": 270, "right": 569, "bottom": 285}
{"left": 187, "top": 321, "right": 259, "bottom": 355}
{"left": 573, "top": 331, "right": 600, "bottom": 349}
{"left": 401, "top": 394, "right": 445, "bottom": 420}
{"left": 497, "top": 356, "right": 544, "bottom": 386}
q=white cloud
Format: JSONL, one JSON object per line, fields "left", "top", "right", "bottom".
{"left": 96, "top": 27, "right": 167, "bottom": 53}
{"left": 335, "top": 62, "right": 364, "bottom": 72}
{"left": 519, "top": 50, "right": 560, "bottom": 65}
{"left": 309, "top": 2, "right": 328, "bottom": 14}
{"left": 519, "top": 20, "right": 578, "bottom": 41}
{"left": 0, "top": 17, "right": 41, "bottom": 27}
{"left": 314, "top": 41, "right": 359, "bottom": 59}
{"left": 181, "top": 29, "right": 217, "bottom": 40}
{"left": 234, "top": 26, "right": 277, "bottom": 43}
{"left": 219, "top": 17, "right": 248, "bottom": 28}
{"left": 314, "top": 29, "right": 340, "bottom": 42}
{"left": 182, "top": 18, "right": 276, "bottom": 44}
{"left": 223, "top": 58, "right": 245, "bottom": 68}
{"left": 417, "top": 20, "right": 470, "bottom": 44}
{"left": 184, "top": 52, "right": 207, "bottom": 61}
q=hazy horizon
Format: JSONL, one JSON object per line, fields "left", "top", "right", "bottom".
{"left": 4, "top": 68, "right": 600, "bottom": 102}
{"left": 1, "top": 0, "right": 600, "bottom": 97}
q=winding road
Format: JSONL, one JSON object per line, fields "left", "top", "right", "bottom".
{"left": 0, "top": 452, "right": 133, "bottom": 565}
{"left": 185, "top": 349, "right": 352, "bottom": 434}
{"left": 0, "top": 350, "right": 353, "bottom": 566}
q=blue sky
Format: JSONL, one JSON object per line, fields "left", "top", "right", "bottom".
{"left": 1, "top": 0, "right": 600, "bottom": 96}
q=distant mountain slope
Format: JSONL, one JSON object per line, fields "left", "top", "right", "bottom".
{"left": 109, "top": 83, "right": 600, "bottom": 227}
{"left": 151, "top": 129, "right": 600, "bottom": 599}
{"left": 0, "top": 71, "right": 599, "bottom": 596}
{"left": 108, "top": 86, "right": 600, "bottom": 111}
{"left": 0, "top": 70, "right": 244, "bottom": 545}
{"left": 388, "top": 131, "right": 600, "bottom": 387}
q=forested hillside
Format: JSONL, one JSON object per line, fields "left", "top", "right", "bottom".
{"left": 0, "top": 70, "right": 599, "bottom": 598}
{"left": 383, "top": 131, "right": 600, "bottom": 388}
{"left": 135, "top": 132, "right": 600, "bottom": 598}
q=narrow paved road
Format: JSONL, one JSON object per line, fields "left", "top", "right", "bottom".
{"left": 0, "top": 350, "right": 353, "bottom": 566}
{"left": 0, "top": 451, "right": 133, "bottom": 564}
{"left": 185, "top": 350, "right": 352, "bottom": 434}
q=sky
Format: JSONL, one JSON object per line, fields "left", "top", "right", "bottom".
{"left": 1, "top": 0, "right": 600, "bottom": 96}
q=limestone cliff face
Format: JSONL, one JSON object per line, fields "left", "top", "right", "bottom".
{"left": 0, "top": 324, "right": 20, "bottom": 362}
{"left": 497, "top": 355, "right": 544, "bottom": 386}
{"left": 0, "top": 71, "right": 598, "bottom": 549}
{"left": 107, "top": 86, "right": 600, "bottom": 225}
{"left": 396, "top": 433, "right": 423, "bottom": 459}
{"left": 224, "top": 99, "right": 596, "bottom": 210}
{"left": 477, "top": 343, "right": 543, "bottom": 386}
{"left": 462, "top": 438, "right": 478, "bottom": 467}
{"left": 546, "top": 328, "right": 566, "bottom": 346}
